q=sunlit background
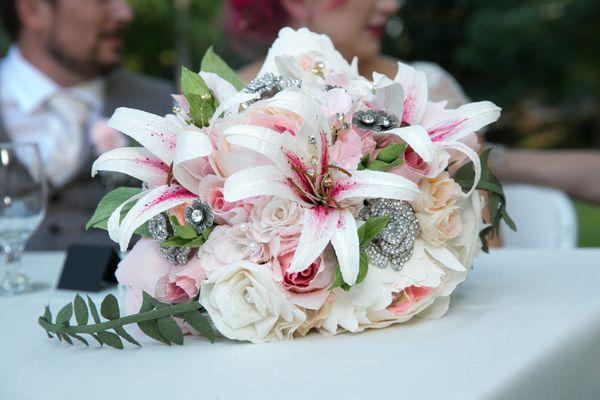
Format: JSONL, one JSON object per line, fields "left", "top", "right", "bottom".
{"left": 1, "top": 0, "right": 598, "bottom": 245}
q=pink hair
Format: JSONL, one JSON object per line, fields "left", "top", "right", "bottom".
{"left": 225, "top": 0, "right": 346, "bottom": 43}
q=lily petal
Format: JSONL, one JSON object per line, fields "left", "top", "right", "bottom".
{"left": 223, "top": 125, "right": 289, "bottom": 172}
{"left": 108, "top": 108, "right": 179, "bottom": 164}
{"left": 117, "top": 185, "right": 196, "bottom": 252}
{"left": 333, "top": 169, "right": 419, "bottom": 204}
{"left": 199, "top": 71, "right": 238, "bottom": 104}
{"left": 427, "top": 101, "right": 501, "bottom": 143}
{"left": 288, "top": 206, "right": 339, "bottom": 273}
{"left": 372, "top": 72, "right": 404, "bottom": 119}
{"left": 223, "top": 165, "right": 308, "bottom": 205}
{"left": 394, "top": 62, "right": 428, "bottom": 125}
{"left": 330, "top": 209, "right": 360, "bottom": 285}
{"left": 173, "top": 129, "right": 213, "bottom": 194}
{"left": 439, "top": 141, "right": 481, "bottom": 197}
{"left": 381, "top": 125, "right": 434, "bottom": 163}
{"left": 107, "top": 190, "right": 145, "bottom": 243}
{"left": 91, "top": 147, "right": 169, "bottom": 187}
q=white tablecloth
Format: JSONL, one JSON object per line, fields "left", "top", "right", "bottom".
{"left": 1, "top": 249, "right": 600, "bottom": 400}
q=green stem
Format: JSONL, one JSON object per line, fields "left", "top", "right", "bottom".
{"left": 39, "top": 301, "right": 202, "bottom": 335}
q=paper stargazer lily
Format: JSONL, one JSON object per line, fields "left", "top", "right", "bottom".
{"left": 223, "top": 91, "right": 419, "bottom": 285}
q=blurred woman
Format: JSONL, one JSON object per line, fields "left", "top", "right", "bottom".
{"left": 227, "top": 0, "right": 469, "bottom": 108}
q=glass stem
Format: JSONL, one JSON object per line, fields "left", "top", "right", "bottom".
{"left": 2, "top": 243, "right": 27, "bottom": 293}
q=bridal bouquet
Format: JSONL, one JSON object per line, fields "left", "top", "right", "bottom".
{"left": 39, "top": 28, "right": 513, "bottom": 347}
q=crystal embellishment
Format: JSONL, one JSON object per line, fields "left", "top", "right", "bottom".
{"left": 353, "top": 110, "right": 399, "bottom": 132}
{"left": 359, "top": 198, "right": 420, "bottom": 271}
{"left": 184, "top": 199, "right": 214, "bottom": 234}
{"left": 243, "top": 73, "right": 301, "bottom": 103}
{"left": 148, "top": 212, "right": 192, "bottom": 265}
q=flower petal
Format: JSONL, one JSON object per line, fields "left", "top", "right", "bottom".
{"left": 107, "top": 190, "right": 145, "bottom": 243}
{"left": 117, "top": 185, "right": 196, "bottom": 251}
{"left": 427, "top": 101, "right": 501, "bottom": 143}
{"left": 173, "top": 129, "right": 213, "bottom": 194}
{"left": 381, "top": 125, "right": 434, "bottom": 163}
{"left": 438, "top": 141, "right": 481, "bottom": 197}
{"left": 199, "top": 71, "right": 238, "bottom": 104}
{"left": 223, "top": 125, "right": 289, "bottom": 172}
{"left": 425, "top": 246, "right": 466, "bottom": 272}
{"left": 330, "top": 209, "right": 360, "bottom": 285}
{"left": 394, "top": 62, "right": 428, "bottom": 125}
{"left": 333, "top": 169, "right": 419, "bottom": 204}
{"left": 223, "top": 165, "right": 308, "bottom": 205}
{"left": 108, "top": 107, "right": 179, "bottom": 164}
{"left": 91, "top": 147, "right": 169, "bottom": 187}
{"left": 372, "top": 72, "right": 404, "bottom": 119}
{"left": 288, "top": 206, "right": 338, "bottom": 273}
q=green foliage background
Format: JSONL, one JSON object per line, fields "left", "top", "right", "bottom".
{"left": 1, "top": 0, "right": 598, "bottom": 245}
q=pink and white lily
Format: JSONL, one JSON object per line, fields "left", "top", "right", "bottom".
{"left": 222, "top": 91, "right": 419, "bottom": 285}
{"left": 91, "top": 107, "right": 212, "bottom": 251}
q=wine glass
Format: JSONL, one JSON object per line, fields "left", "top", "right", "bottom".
{"left": 0, "top": 142, "right": 47, "bottom": 295}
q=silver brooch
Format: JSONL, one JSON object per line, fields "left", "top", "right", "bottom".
{"left": 184, "top": 200, "right": 214, "bottom": 234}
{"left": 353, "top": 110, "right": 399, "bottom": 132}
{"left": 148, "top": 212, "right": 191, "bottom": 265}
{"left": 359, "top": 198, "right": 420, "bottom": 271}
{"left": 243, "top": 73, "right": 301, "bottom": 104}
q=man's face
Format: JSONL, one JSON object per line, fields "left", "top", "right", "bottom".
{"left": 44, "top": 0, "right": 133, "bottom": 78}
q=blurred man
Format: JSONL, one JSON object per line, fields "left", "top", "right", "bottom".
{"left": 0, "top": 0, "right": 174, "bottom": 249}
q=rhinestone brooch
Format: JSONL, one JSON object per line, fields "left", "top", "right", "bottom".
{"left": 148, "top": 212, "right": 191, "bottom": 265}
{"left": 184, "top": 199, "right": 214, "bottom": 234}
{"left": 243, "top": 73, "right": 301, "bottom": 104}
{"left": 359, "top": 198, "right": 421, "bottom": 271}
{"left": 352, "top": 110, "right": 399, "bottom": 132}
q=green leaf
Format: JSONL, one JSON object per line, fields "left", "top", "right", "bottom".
{"left": 73, "top": 294, "right": 88, "bottom": 326}
{"left": 87, "top": 296, "right": 101, "bottom": 323}
{"left": 62, "top": 333, "right": 73, "bottom": 345}
{"left": 169, "top": 216, "right": 198, "bottom": 239}
{"left": 100, "top": 294, "right": 120, "bottom": 320}
{"left": 330, "top": 267, "right": 351, "bottom": 291}
{"left": 157, "top": 317, "right": 184, "bottom": 345}
{"left": 183, "top": 311, "right": 216, "bottom": 342}
{"left": 97, "top": 331, "right": 124, "bottom": 349}
{"left": 364, "top": 158, "right": 403, "bottom": 172}
{"left": 356, "top": 251, "right": 369, "bottom": 285}
{"left": 376, "top": 143, "right": 407, "bottom": 163}
{"left": 43, "top": 305, "right": 52, "bottom": 323}
{"left": 502, "top": 207, "right": 517, "bottom": 231}
{"left": 201, "top": 46, "right": 245, "bottom": 91}
{"left": 115, "top": 326, "right": 141, "bottom": 347}
{"left": 137, "top": 320, "right": 170, "bottom": 345}
{"left": 55, "top": 303, "right": 72, "bottom": 326}
{"left": 181, "top": 66, "right": 215, "bottom": 127}
{"left": 139, "top": 291, "right": 156, "bottom": 313}
{"left": 86, "top": 187, "right": 141, "bottom": 231}
{"left": 90, "top": 333, "right": 104, "bottom": 346}
{"left": 68, "top": 333, "right": 89, "bottom": 347}
{"left": 161, "top": 234, "right": 207, "bottom": 248}
{"left": 358, "top": 216, "right": 390, "bottom": 247}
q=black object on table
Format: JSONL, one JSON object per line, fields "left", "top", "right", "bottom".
{"left": 57, "top": 245, "right": 120, "bottom": 292}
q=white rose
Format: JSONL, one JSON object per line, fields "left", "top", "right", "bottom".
{"left": 258, "top": 27, "right": 353, "bottom": 85}
{"left": 249, "top": 198, "right": 303, "bottom": 241}
{"left": 319, "top": 240, "right": 467, "bottom": 334}
{"left": 199, "top": 261, "right": 306, "bottom": 343}
{"left": 418, "top": 206, "right": 463, "bottom": 246}
{"left": 450, "top": 192, "right": 486, "bottom": 268}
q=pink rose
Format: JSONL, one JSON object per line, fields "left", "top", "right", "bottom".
{"left": 91, "top": 118, "right": 128, "bottom": 155}
{"left": 272, "top": 237, "right": 335, "bottom": 310}
{"left": 386, "top": 286, "right": 432, "bottom": 316}
{"left": 329, "top": 129, "right": 365, "bottom": 170}
{"left": 198, "top": 174, "right": 251, "bottom": 225}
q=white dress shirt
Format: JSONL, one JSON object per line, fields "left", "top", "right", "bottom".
{"left": 0, "top": 46, "right": 106, "bottom": 187}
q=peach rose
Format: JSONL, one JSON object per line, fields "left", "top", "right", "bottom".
{"left": 413, "top": 171, "right": 462, "bottom": 214}
{"left": 418, "top": 206, "right": 463, "bottom": 246}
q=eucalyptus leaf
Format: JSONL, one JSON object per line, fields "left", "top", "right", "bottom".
{"left": 68, "top": 333, "right": 89, "bottom": 347}
{"left": 87, "top": 296, "right": 101, "bottom": 323}
{"left": 62, "top": 333, "right": 73, "bottom": 345}
{"left": 201, "top": 46, "right": 245, "bottom": 90}
{"left": 73, "top": 294, "right": 88, "bottom": 326}
{"left": 55, "top": 303, "right": 73, "bottom": 326}
{"left": 115, "top": 326, "right": 141, "bottom": 347}
{"left": 137, "top": 321, "right": 170, "bottom": 345}
{"left": 97, "top": 331, "right": 124, "bottom": 349}
{"left": 139, "top": 291, "right": 156, "bottom": 313}
{"left": 100, "top": 294, "right": 120, "bottom": 320}
{"left": 43, "top": 305, "right": 52, "bottom": 323}
{"left": 183, "top": 311, "right": 216, "bottom": 342}
{"left": 157, "top": 317, "right": 184, "bottom": 345}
